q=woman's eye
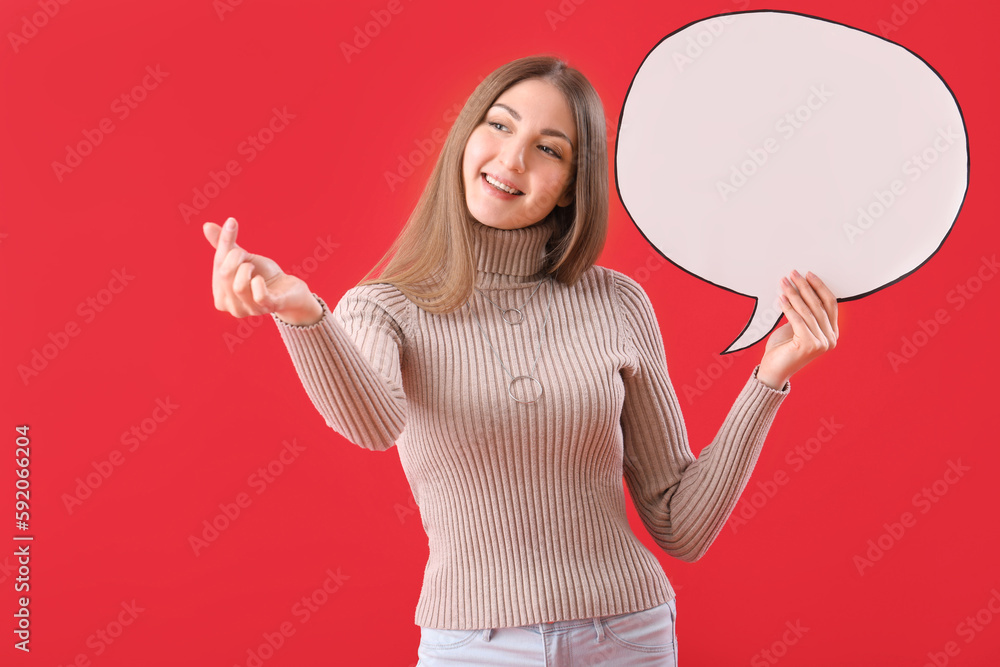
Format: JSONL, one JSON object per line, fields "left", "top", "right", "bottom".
{"left": 485, "top": 120, "right": 561, "bottom": 159}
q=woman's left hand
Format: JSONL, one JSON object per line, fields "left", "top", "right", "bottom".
{"left": 757, "top": 270, "right": 840, "bottom": 390}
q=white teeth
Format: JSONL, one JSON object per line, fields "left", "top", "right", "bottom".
{"left": 485, "top": 174, "right": 522, "bottom": 195}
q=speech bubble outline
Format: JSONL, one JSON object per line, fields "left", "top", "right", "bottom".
{"left": 615, "top": 9, "right": 969, "bottom": 353}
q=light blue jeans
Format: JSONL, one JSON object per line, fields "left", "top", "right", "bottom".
{"left": 416, "top": 600, "right": 677, "bottom": 666}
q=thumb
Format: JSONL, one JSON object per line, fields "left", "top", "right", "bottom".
{"left": 250, "top": 273, "right": 280, "bottom": 312}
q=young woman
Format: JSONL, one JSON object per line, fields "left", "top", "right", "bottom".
{"left": 203, "top": 55, "right": 838, "bottom": 666}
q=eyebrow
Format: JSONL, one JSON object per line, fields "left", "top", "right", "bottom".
{"left": 489, "top": 103, "right": 574, "bottom": 149}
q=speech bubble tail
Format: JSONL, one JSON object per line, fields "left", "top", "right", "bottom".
{"left": 721, "top": 294, "right": 784, "bottom": 354}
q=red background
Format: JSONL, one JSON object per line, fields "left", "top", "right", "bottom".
{"left": 2, "top": 0, "right": 999, "bottom": 665}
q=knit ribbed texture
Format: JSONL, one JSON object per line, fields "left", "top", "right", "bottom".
{"left": 270, "top": 217, "right": 790, "bottom": 630}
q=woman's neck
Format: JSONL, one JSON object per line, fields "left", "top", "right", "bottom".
{"left": 470, "top": 218, "right": 558, "bottom": 289}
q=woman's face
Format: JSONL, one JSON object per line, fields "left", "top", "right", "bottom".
{"left": 462, "top": 78, "right": 577, "bottom": 230}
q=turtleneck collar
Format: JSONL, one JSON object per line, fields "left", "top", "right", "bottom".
{"left": 470, "top": 217, "right": 558, "bottom": 289}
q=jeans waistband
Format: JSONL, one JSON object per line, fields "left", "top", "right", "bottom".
{"left": 488, "top": 604, "right": 666, "bottom": 637}
{"left": 481, "top": 617, "right": 604, "bottom": 642}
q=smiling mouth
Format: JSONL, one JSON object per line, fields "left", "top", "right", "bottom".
{"left": 483, "top": 173, "right": 524, "bottom": 195}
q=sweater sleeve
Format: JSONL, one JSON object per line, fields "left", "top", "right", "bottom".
{"left": 269, "top": 284, "right": 408, "bottom": 452}
{"left": 613, "top": 271, "right": 789, "bottom": 562}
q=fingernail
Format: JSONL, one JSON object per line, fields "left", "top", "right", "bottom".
{"left": 791, "top": 269, "right": 801, "bottom": 278}
{"left": 225, "top": 218, "right": 235, "bottom": 230}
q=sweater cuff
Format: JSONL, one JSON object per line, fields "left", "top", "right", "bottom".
{"left": 750, "top": 363, "right": 790, "bottom": 395}
{"left": 270, "top": 293, "right": 331, "bottom": 330}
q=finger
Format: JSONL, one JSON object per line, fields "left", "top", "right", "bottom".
{"left": 790, "top": 271, "right": 837, "bottom": 348}
{"left": 778, "top": 292, "right": 816, "bottom": 350}
{"left": 213, "top": 217, "right": 240, "bottom": 271}
{"left": 203, "top": 222, "right": 222, "bottom": 249}
{"left": 220, "top": 245, "right": 251, "bottom": 277}
{"left": 219, "top": 245, "right": 264, "bottom": 280}
{"left": 805, "top": 271, "right": 839, "bottom": 340}
{"left": 250, "top": 274, "right": 278, "bottom": 313}
{"left": 787, "top": 270, "right": 826, "bottom": 321}
{"left": 213, "top": 245, "right": 252, "bottom": 312}
{"left": 231, "top": 261, "right": 265, "bottom": 316}
{"left": 781, "top": 276, "right": 825, "bottom": 343}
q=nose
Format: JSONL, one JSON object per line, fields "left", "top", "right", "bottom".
{"left": 498, "top": 138, "right": 526, "bottom": 173}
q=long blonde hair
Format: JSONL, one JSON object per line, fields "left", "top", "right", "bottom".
{"left": 358, "top": 54, "right": 609, "bottom": 314}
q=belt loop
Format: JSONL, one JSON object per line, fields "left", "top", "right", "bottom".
{"left": 482, "top": 628, "right": 493, "bottom": 642}
{"left": 593, "top": 617, "right": 605, "bottom": 642}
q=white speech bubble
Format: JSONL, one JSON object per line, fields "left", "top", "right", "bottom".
{"left": 616, "top": 10, "right": 968, "bottom": 353}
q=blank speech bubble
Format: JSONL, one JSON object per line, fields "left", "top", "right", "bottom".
{"left": 615, "top": 10, "right": 969, "bottom": 353}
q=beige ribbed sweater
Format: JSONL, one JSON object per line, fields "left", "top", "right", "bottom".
{"left": 270, "top": 217, "right": 790, "bottom": 630}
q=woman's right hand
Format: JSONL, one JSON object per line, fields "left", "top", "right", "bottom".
{"left": 202, "top": 217, "right": 324, "bottom": 326}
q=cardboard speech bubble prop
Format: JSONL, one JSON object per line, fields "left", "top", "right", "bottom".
{"left": 615, "top": 10, "right": 969, "bottom": 353}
